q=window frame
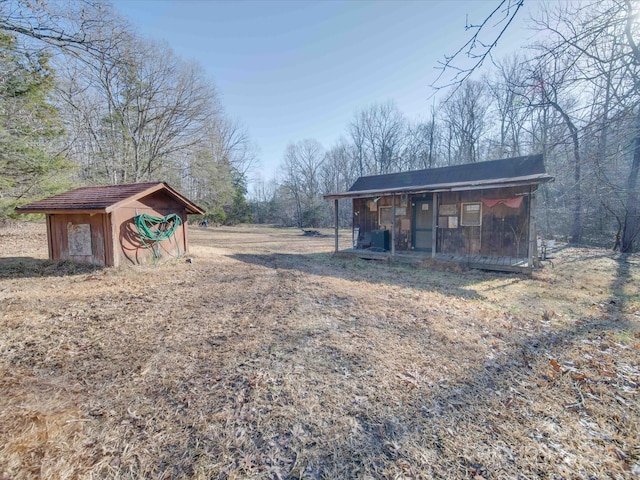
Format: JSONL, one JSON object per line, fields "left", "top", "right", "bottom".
{"left": 460, "top": 202, "right": 482, "bottom": 226}
{"left": 378, "top": 205, "right": 393, "bottom": 227}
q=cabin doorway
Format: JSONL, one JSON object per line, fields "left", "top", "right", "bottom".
{"left": 412, "top": 198, "right": 433, "bottom": 251}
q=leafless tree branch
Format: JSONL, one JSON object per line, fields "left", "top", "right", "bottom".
{"left": 431, "top": 0, "right": 524, "bottom": 96}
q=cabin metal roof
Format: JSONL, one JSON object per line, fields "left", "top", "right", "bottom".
{"left": 15, "top": 182, "right": 205, "bottom": 215}
{"left": 324, "top": 154, "right": 553, "bottom": 199}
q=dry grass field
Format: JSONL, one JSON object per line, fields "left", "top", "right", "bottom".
{"left": 1, "top": 221, "right": 639, "bottom": 480}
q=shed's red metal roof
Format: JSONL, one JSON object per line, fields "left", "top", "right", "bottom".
{"left": 15, "top": 182, "right": 205, "bottom": 215}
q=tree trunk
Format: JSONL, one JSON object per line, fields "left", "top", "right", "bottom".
{"left": 546, "top": 95, "right": 582, "bottom": 243}
{"left": 570, "top": 140, "right": 582, "bottom": 244}
{"left": 620, "top": 1, "right": 640, "bottom": 252}
{"left": 621, "top": 108, "right": 640, "bottom": 252}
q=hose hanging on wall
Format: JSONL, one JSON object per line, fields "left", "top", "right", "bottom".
{"left": 133, "top": 213, "right": 183, "bottom": 263}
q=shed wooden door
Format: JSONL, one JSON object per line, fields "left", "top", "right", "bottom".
{"left": 412, "top": 199, "right": 433, "bottom": 251}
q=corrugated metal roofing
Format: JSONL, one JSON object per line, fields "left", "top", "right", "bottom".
{"left": 15, "top": 182, "right": 205, "bottom": 215}
{"left": 325, "top": 154, "right": 553, "bottom": 199}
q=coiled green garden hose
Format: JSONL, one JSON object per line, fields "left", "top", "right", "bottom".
{"left": 133, "top": 213, "right": 182, "bottom": 263}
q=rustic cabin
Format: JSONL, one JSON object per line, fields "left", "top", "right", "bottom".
{"left": 15, "top": 182, "right": 204, "bottom": 267}
{"left": 324, "top": 154, "right": 554, "bottom": 273}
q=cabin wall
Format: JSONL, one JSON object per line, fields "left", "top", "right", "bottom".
{"left": 352, "top": 186, "right": 532, "bottom": 257}
{"left": 353, "top": 195, "right": 413, "bottom": 250}
{"left": 480, "top": 189, "right": 531, "bottom": 258}
{"left": 353, "top": 198, "right": 377, "bottom": 248}
{"left": 112, "top": 191, "right": 188, "bottom": 266}
{"left": 437, "top": 191, "right": 481, "bottom": 255}
{"left": 46, "top": 213, "right": 109, "bottom": 266}
{"left": 436, "top": 187, "right": 530, "bottom": 257}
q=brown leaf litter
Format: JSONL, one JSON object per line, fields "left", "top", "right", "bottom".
{"left": 1, "top": 222, "right": 639, "bottom": 479}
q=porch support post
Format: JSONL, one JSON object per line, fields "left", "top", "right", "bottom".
{"left": 391, "top": 194, "right": 396, "bottom": 257}
{"left": 334, "top": 198, "right": 339, "bottom": 253}
{"left": 46, "top": 214, "right": 54, "bottom": 261}
{"left": 432, "top": 192, "right": 438, "bottom": 258}
{"left": 528, "top": 186, "right": 536, "bottom": 267}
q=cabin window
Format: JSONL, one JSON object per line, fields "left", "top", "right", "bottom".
{"left": 378, "top": 206, "right": 393, "bottom": 227}
{"left": 460, "top": 202, "right": 482, "bottom": 226}
{"left": 439, "top": 204, "right": 457, "bottom": 216}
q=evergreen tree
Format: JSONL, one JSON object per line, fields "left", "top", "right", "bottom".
{"left": 224, "top": 170, "right": 252, "bottom": 225}
{"left": 0, "top": 32, "right": 72, "bottom": 217}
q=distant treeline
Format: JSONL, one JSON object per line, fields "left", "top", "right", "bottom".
{"left": 249, "top": 0, "right": 640, "bottom": 252}
{"left": 2, "top": 1, "right": 638, "bottom": 251}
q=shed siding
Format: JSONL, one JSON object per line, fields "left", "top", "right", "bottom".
{"left": 103, "top": 213, "right": 115, "bottom": 267}
{"left": 47, "top": 213, "right": 108, "bottom": 266}
{"left": 113, "top": 192, "right": 188, "bottom": 266}
{"left": 17, "top": 182, "right": 202, "bottom": 268}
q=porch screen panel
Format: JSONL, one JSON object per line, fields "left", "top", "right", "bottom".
{"left": 415, "top": 231, "right": 431, "bottom": 249}
{"left": 413, "top": 199, "right": 433, "bottom": 251}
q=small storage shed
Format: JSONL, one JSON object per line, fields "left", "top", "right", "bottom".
{"left": 324, "top": 154, "right": 554, "bottom": 273}
{"left": 15, "top": 182, "right": 204, "bottom": 267}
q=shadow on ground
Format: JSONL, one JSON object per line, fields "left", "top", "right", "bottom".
{"left": 228, "top": 251, "right": 533, "bottom": 301}
{"left": 0, "top": 257, "right": 102, "bottom": 279}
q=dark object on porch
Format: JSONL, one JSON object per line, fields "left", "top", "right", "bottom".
{"left": 357, "top": 231, "right": 372, "bottom": 249}
{"left": 324, "top": 154, "right": 554, "bottom": 274}
{"left": 371, "top": 229, "right": 390, "bottom": 251}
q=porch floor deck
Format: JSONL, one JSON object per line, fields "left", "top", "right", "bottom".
{"left": 334, "top": 248, "right": 534, "bottom": 274}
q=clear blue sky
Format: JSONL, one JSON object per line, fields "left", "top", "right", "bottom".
{"left": 110, "top": 0, "right": 542, "bottom": 184}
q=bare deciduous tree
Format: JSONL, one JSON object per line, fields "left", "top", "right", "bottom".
{"left": 281, "top": 139, "right": 326, "bottom": 227}
{"left": 531, "top": 0, "right": 640, "bottom": 250}
{"left": 321, "top": 139, "right": 358, "bottom": 226}
{"left": 350, "top": 101, "right": 406, "bottom": 175}
{"left": 208, "top": 116, "right": 258, "bottom": 178}
{"left": 403, "top": 108, "right": 442, "bottom": 170}
{"left": 431, "top": 0, "right": 525, "bottom": 93}
{"left": 59, "top": 35, "right": 220, "bottom": 183}
{"left": 0, "top": 0, "right": 120, "bottom": 57}
{"left": 442, "top": 80, "right": 490, "bottom": 164}
{"left": 485, "top": 54, "right": 530, "bottom": 158}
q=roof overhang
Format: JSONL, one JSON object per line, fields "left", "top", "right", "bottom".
{"left": 323, "top": 173, "right": 554, "bottom": 200}
{"left": 15, "top": 182, "right": 205, "bottom": 215}
{"left": 103, "top": 183, "right": 205, "bottom": 215}
{"left": 16, "top": 208, "right": 109, "bottom": 215}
